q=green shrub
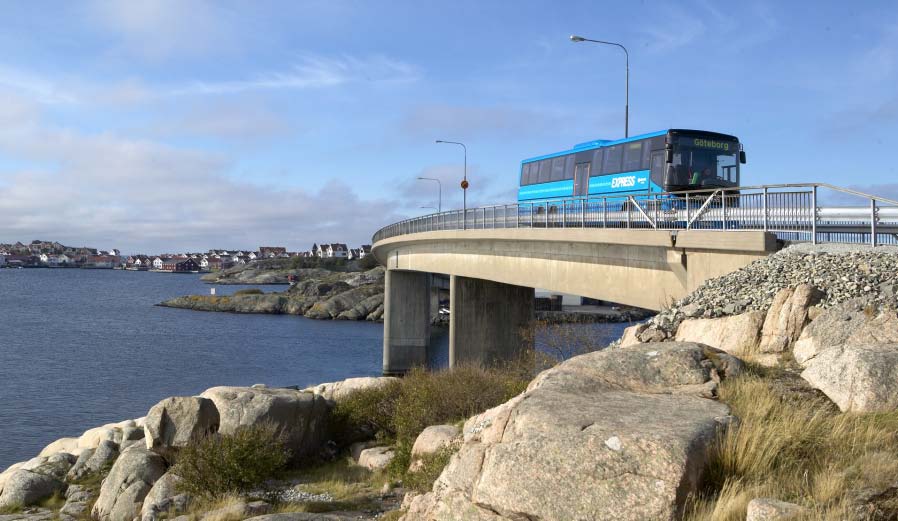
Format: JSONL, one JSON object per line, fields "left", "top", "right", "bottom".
{"left": 172, "top": 423, "right": 291, "bottom": 500}
{"left": 403, "top": 446, "right": 460, "bottom": 493}
{"left": 234, "top": 288, "right": 263, "bottom": 296}
{"left": 332, "top": 365, "right": 528, "bottom": 482}
{"left": 357, "top": 255, "right": 379, "bottom": 270}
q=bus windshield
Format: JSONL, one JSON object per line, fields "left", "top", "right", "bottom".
{"left": 672, "top": 137, "right": 739, "bottom": 187}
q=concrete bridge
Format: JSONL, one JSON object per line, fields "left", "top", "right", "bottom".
{"left": 372, "top": 183, "right": 898, "bottom": 375}
{"left": 372, "top": 227, "right": 776, "bottom": 375}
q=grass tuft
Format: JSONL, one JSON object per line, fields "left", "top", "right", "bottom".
{"left": 686, "top": 371, "right": 898, "bottom": 519}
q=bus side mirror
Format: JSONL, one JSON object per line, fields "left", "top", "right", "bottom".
{"left": 665, "top": 149, "right": 673, "bottom": 163}
{"left": 739, "top": 151, "right": 747, "bottom": 164}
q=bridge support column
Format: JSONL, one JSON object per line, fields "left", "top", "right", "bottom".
{"left": 449, "top": 275, "right": 534, "bottom": 368}
{"left": 383, "top": 270, "right": 431, "bottom": 376}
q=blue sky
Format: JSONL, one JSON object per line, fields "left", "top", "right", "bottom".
{"left": 0, "top": 0, "right": 896, "bottom": 252}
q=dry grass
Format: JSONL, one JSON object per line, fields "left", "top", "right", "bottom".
{"left": 179, "top": 494, "right": 246, "bottom": 521}
{"left": 275, "top": 458, "right": 385, "bottom": 514}
{"left": 686, "top": 370, "right": 898, "bottom": 519}
{"left": 331, "top": 363, "right": 528, "bottom": 483}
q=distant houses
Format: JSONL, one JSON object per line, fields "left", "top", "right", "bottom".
{"left": 1, "top": 241, "right": 374, "bottom": 271}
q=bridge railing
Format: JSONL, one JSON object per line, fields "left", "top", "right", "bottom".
{"left": 373, "top": 183, "right": 898, "bottom": 247}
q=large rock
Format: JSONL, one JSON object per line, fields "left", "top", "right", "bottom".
{"left": 92, "top": 446, "right": 167, "bottom": 521}
{"left": 801, "top": 343, "right": 898, "bottom": 412}
{"left": 793, "top": 302, "right": 898, "bottom": 366}
{"left": 140, "top": 472, "right": 188, "bottom": 521}
{"left": 67, "top": 440, "right": 119, "bottom": 481}
{"left": 758, "top": 285, "right": 822, "bottom": 354}
{"left": 336, "top": 293, "right": 384, "bottom": 320}
{"left": 303, "top": 285, "right": 384, "bottom": 319}
{"left": 38, "top": 438, "right": 81, "bottom": 459}
{"left": 0, "top": 469, "right": 65, "bottom": 509}
{"left": 404, "top": 342, "right": 736, "bottom": 521}
{"left": 357, "top": 447, "right": 394, "bottom": 471}
{"left": 411, "top": 425, "right": 461, "bottom": 460}
{"left": 199, "top": 386, "right": 329, "bottom": 460}
{"left": 144, "top": 396, "right": 219, "bottom": 457}
{"left": 746, "top": 497, "right": 804, "bottom": 520}
{"left": 674, "top": 312, "right": 764, "bottom": 356}
{"left": 619, "top": 324, "right": 647, "bottom": 347}
{"left": 303, "top": 377, "right": 398, "bottom": 403}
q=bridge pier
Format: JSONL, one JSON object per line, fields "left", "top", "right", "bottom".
{"left": 383, "top": 270, "right": 431, "bottom": 376}
{"left": 449, "top": 275, "right": 534, "bottom": 368}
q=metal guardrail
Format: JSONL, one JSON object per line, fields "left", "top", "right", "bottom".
{"left": 373, "top": 183, "right": 898, "bottom": 247}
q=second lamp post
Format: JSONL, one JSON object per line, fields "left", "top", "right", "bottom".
{"left": 570, "top": 35, "right": 629, "bottom": 138}
{"left": 435, "top": 140, "right": 468, "bottom": 229}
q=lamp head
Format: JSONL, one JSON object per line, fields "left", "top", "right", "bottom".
{"left": 435, "top": 140, "right": 443, "bottom": 143}
{"left": 570, "top": 35, "right": 586, "bottom": 42}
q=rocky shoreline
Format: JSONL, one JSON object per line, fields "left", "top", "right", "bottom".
{"left": 159, "top": 267, "right": 387, "bottom": 321}
{"left": 6, "top": 243, "right": 898, "bottom": 520}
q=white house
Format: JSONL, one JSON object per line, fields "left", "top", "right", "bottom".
{"left": 153, "top": 257, "right": 164, "bottom": 270}
{"left": 49, "top": 254, "right": 70, "bottom": 267}
{"left": 199, "top": 258, "right": 209, "bottom": 269}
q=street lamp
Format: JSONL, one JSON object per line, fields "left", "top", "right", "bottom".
{"left": 435, "top": 140, "right": 467, "bottom": 229}
{"left": 570, "top": 34, "right": 630, "bottom": 138}
{"left": 420, "top": 206, "right": 438, "bottom": 212}
{"left": 416, "top": 176, "right": 442, "bottom": 213}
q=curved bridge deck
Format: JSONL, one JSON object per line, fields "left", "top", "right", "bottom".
{"left": 372, "top": 183, "right": 897, "bottom": 375}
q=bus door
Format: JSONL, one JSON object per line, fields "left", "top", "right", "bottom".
{"left": 650, "top": 151, "right": 665, "bottom": 192}
{"left": 573, "top": 162, "right": 590, "bottom": 196}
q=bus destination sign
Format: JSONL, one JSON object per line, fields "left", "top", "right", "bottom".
{"left": 683, "top": 138, "right": 736, "bottom": 152}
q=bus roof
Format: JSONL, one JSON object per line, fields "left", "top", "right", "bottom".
{"left": 520, "top": 129, "right": 739, "bottom": 165}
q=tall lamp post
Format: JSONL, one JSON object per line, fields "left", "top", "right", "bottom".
{"left": 570, "top": 35, "right": 629, "bottom": 138}
{"left": 416, "top": 176, "right": 442, "bottom": 213}
{"left": 435, "top": 140, "right": 467, "bottom": 229}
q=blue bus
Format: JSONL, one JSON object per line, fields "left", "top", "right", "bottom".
{"left": 518, "top": 129, "right": 746, "bottom": 202}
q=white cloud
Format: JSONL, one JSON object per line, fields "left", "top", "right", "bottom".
{"left": 0, "top": 66, "right": 77, "bottom": 104}
{"left": 0, "top": 105, "right": 403, "bottom": 253}
{"left": 88, "top": 0, "right": 239, "bottom": 61}
{"left": 0, "top": 53, "right": 419, "bottom": 107}
{"left": 165, "top": 54, "right": 419, "bottom": 96}
{"left": 400, "top": 104, "right": 561, "bottom": 139}
{"left": 146, "top": 100, "right": 293, "bottom": 142}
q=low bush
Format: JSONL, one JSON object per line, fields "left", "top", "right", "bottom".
{"left": 172, "top": 423, "right": 291, "bottom": 500}
{"left": 331, "top": 365, "right": 529, "bottom": 481}
{"left": 357, "top": 255, "right": 379, "bottom": 270}
{"left": 403, "top": 446, "right": 459, "bottom": 493}
{"left": 686, "top": 368, "right": 898, "bottom": 519}
{"left": 233, "top": 288, "right": 263, "bottom": 296}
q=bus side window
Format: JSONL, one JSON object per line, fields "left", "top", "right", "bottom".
{"left": 551, "top": 157, "right": 565, "bottom": 181}
{"left": 623, "top": 142, "right": 642, "bottom": 171}
{"left": 538, "top": 160, "right": 552, "bottom": 184}
{"left": 564, "top": 155, "right": 575, "bottom": 180}
{"left": 520, "top": 164, "right": 528, "bottom": 185}
{"left": 592, "top": 149, "right": 604, "bottom": 175}
{"left": 602, "top": 145, "right": 623, "bottom": 175}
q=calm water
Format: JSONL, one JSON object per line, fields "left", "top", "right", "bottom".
{"left": 0, "top": 269, "right": 630, "bottom": 470}
{"left": 0, "top": 269, "right": 383, "bottom": 469}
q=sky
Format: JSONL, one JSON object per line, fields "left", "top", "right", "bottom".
{"left": 0, "top": 0, "right": 897, "bottom": 253}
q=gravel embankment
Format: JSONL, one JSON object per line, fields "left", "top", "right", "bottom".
{"left": 648, "top": 244, "right": 898, "bottom": 333}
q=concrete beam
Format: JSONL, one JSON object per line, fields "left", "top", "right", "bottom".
{"left": 449, "top": 275, "right": 534, "bottom": 368}
{"left": 383, "top": 270, "right": 431, "bottom": 375}
{"left": 372, "top": 229, "right": 778, "bottom": 311}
